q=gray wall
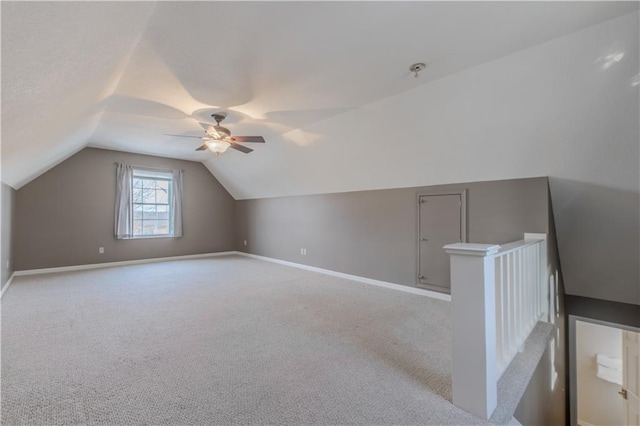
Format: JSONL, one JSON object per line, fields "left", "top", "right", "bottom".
{"left": 14, "top": 147, "right": 236, "bottom": 270}
{"left": 236, "top": 177, "right": 549, "bottom": 288}
{"left": 514, "top": 338, "right": 565, "bottom": 425}
{"left": 238, "top": 176, "right": 567, "bottom": 423}
{"left": 10, "top": 163, "right": 567, "bottom": 420}
{"left": 550, "top": 178, "right": 640, "bottom": 305}
{"left": 1, "top": 183, "right": 15, "bottom": 288}
{"left": 514, "top": 189, "right": 566, "bottom": 425}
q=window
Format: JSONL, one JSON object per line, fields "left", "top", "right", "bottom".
{"left": 132, "top": 170, "right": 172, "bottom": 237}
{"left": 115, "top": 163, "right": 183, "bottom": 240}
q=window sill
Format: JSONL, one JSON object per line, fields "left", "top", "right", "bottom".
{"left": 124, "top": 235, "right": 177, "bottom": 240}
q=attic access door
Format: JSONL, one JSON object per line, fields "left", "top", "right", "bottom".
{"left": 418, "top": 191, "right": 466, "bottom": 292}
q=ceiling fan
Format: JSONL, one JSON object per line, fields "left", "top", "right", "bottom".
{"left": 165, "top": 113, "right": 265, "bottom": 154}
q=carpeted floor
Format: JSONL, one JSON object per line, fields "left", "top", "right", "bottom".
{"left": 1, "top": 255, "right": 487, "bottom": 425}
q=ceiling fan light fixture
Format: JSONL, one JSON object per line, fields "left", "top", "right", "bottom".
{"left": 168, "top": 112, "right": 264, "bottom": 155}
{"left": 206, "top": 140, "right": 231, "bottom": 154}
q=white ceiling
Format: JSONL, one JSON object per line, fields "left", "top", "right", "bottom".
{"left": 1, "top": 1, "right": 637, "bottom": 190}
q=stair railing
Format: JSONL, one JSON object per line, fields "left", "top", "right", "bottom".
{"left": 444, "top": 233, "right": 548, "bottom": 419}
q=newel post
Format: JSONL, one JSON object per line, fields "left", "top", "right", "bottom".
{"left": 443, "top": 243, "right": 501, "bottom": 420}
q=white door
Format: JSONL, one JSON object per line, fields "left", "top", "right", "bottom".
{"left": 623, "top": 330, "right": 640, "bottom": 426}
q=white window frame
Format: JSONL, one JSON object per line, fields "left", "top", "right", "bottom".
{"left": 131, "top": 168, "right": 174, "bottom": 239}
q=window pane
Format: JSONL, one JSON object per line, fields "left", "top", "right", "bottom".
{"left": 143, "top": 208, "right": 157, "bottom": 220}
{"left": 142, "top": 179, "right": 156, "bottom": 189}
{"left": 155, "top": 220, "right": 169, "bottom": 234}
{"left": 142, "top": 222, "right": 155, "bottom": 235}
{"left": 133, "top": 220, "right": 143, "bottom": 235}
{"left": 156, "top": 188, "right": 169, "bottom": 204}
{"left": 142, "top": 188, "right": 155, "bottom": 204}
{"left": 133, "top": 206, "right": 143, "bottom": 220}
{"left": 133, "top": 178, "right": 143, "bottom": 189}
{"left": 133, "top": 188, "right": 143, "bottom": 203}
{"left": 158, "top": 211, "right": 169, "bottom": 220}
{"left": 157, "top": 205, "right": 168, "bottom": 212}
{"left": 142, "top": 205, "right": 155, "bottom": 212}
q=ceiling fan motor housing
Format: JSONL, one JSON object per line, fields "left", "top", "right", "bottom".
{"left": 209, "top": 113, "right": 232, "bottom": 138}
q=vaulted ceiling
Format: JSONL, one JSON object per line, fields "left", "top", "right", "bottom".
{"left": 2, "top": 2, "right": 639, "bottom": 305}
{"left": 1, "top": 1, "right": 636, "bottom": 191}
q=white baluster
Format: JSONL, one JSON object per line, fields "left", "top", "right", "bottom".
{"left": 501, "top": 255, "right": 508, "bottom": 370}
{"left": 495, "top": 257, "right": 503, "bottom": 375}
{"left": 509, "top": 252, "right": 516, "bottom": 358}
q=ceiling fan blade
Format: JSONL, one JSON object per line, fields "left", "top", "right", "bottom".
{"left": 229, "top": 143, "right": 253, "bottom": 154}
{"left": 195, "top": 144, "right": 208, "bottom": 151}
{"left": 231, "top": 136, "right": 265, "bottom": 143}
{"left": 164, "top": 134, "right": 206, "bottom": 139}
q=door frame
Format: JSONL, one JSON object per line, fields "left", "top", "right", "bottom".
{"left": 569, "top": 315, "right": 640, "bottom": 426}
{"left": 415, "top": 189, "right": 467, "bottom": 292}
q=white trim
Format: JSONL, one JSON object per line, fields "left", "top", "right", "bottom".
{"left": 577, "top": 420, "right": 596, "bottom": 426}
{"left": 121, "top": 235, "right": 177, "bottom": 240}
{"left": 443, "top": 243, "right": 501, "bottom": 256}
{"left": 12, "top": 252, "right": 237, "bottom": 277}
{"left": 0, "top": 272, "right": 16, "bottom": 299}
{"left": 8, "top": 251, "right": 451, "bottom": 302}
{"left": 237, "top": 252, "right": 451, "bottom": 301}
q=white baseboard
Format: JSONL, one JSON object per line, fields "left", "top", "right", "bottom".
{"left": 5, "top": 251, "right": 451, "bottom": 302}
{"left": 0, "top": 272, "right": 16, "bottom": 299}
{"left": 236, "top": 252, "right": 452, "bottom": 302}
{"left": 12, "top": 251, "right": 237, "bottom": 278}
{"left": 578, "top": 420, "right": 596, "bottom": 426}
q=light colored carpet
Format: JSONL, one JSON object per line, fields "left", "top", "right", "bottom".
{"left": 1, "top": 255, "right": 488, "bottom": 425}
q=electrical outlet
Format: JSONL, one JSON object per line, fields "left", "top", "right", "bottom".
{"left": 5, "top": 260, "right": 9, "bottom": 269}
{"left": 300, "top": 248, "right": 304, "bottom": 255}
{"left": 300, "top": 248, "right": 307, "bottom": 255}
{"left": 243, "top": 240, "right": 247, "bottom": 246}
{"left": 98, "top": 247, "right": 104, "bottom": 254}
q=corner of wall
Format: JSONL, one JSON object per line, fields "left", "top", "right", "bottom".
{"left": 1, "top": 183, "right": 16, "bottom": 289}
{"left": 514, "top": 178, "right": 567, "bottom": 425}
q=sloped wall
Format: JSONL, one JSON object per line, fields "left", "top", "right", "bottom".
{"left": 13, "top": 148, "right": 235, "bottom": 270}
{"left": 212, "top": 12, "right": 640, "bottom": 305}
